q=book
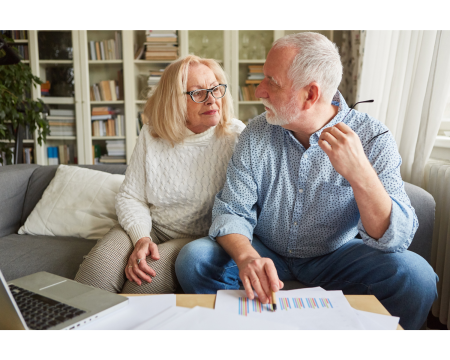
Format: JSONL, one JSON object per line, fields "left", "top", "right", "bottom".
{"left": 47, "top": 147, "right": 59, "bottom": 165}
{"left": 92, "top": 114, "right": 113, "bottom": 121}
{"left": 49, "top": 109, "right": 75, "bottom": 117}
{"left": 99, "top": 156, "right": 126, "bottom": 164}
{"left": 46, "top": 116, "right": 75, "bottom": 121}
{"left": 92, "top": 106, "right": 111, "bottom": 112}
{"left": 100, "top": 81, "right": 111, "bottom": 101}
{"left": 134, "top": 45, "right": 144, "bottom": 60}
{"left": 100, "top": 41, "right": 106, "bottom": 60}
{"left": 109, "top": 80, "right": 117, "bottom": 101}
{"left": 48, "top": 122, "right": 75, "bottom": 126}
{"left": 245, "top": 80, "right": 263, "bottom": 85}
{"left": 89, "top": 41, "right": 96, "bottom": 60}
{"left": 92, "top": 84, "right": 101, "bottom": 101}
{"left": 23, "top": 148, "right": 33, "bottom": 164}
{"left": 95, "top": 42, "right": 101, "bottom": 61}
{"left": 145, "top": 55, "right": 178, "bottom": 60}
{"left": 145, "top": 37, "right": 178, "bottom": 43}
{"left": 116, "top": 114, "right": 125, "bottom": 136}
{"left": 145, "top": 51, "right": 178, "bottom": 57}
{"left": 92, "top": 144, "right": 102, "bottom": 164}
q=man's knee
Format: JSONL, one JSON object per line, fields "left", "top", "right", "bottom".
{"left": 175, "top": 237, "right": 216, "bottom": 281}
{"left": 383, "top": 251, "right": 437, "bottom": 302}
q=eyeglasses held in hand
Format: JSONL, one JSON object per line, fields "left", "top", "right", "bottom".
{"left": 185, "top": 84, "right": 227, "bottom": 103}
{"left": 343, "top": 99, "right": 389, "bottom": 146}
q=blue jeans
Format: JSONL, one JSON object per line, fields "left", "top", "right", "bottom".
{"left": 175, "top": 236, "right": 438, "bottom": 330}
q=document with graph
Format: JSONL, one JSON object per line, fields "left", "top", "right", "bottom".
{"left": 215, "top": 289, "right": 365, "bottom": 330}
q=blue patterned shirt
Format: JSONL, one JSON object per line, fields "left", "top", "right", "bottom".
{"left": 209, "top": 91, "right": 418, "bottom": 258}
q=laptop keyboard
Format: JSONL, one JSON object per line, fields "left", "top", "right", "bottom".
{"left": 8, "top": 284, "right": 86, "bottom": 330}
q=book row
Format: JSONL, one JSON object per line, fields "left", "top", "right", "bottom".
{"left": 15, "top": 44, "right": 29, "bottom": 60}
{"left": 90, "top": 78, "right": 124, "bottom": 102}
{"left": 89, "top": 32, "right": 122, "bottom": 60}
{"left": 0, "top": 147, "right": 33, "bottom": 165}
{"left": 91, "top": 115, "right": 125, "bottom": 137}
{"left": 47, "top": 145, "right": 76, "bottom": 165}
{"left": 239, "top": 85, "right": 261, "bottom": 101}
{"left": 1, "top": 30, "right": 27, "bottom": 40}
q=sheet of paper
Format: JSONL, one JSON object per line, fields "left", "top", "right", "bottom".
{"left": 215, "top": 289, "right": 365, "bottom": 330}
{"left": 78, "top": 294, "right": 176, "bottom": 330}
{"left": 153, "top": 306, "right": 298, "bottom": 330}
{"left": 133, "top": 306, "right": 189, "bottom": 330}
{"left": 355, "top": 309, "right": 400, "bottom": 330}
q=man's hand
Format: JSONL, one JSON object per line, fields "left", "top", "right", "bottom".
{"left": 237, "top": 256, "right": 284, "bottom": 304}
{"left": 125, "top": 237, "right": 160, "bottom": 286}
{"left": 319, "top": 122, "right": 392, "bottom": 239}
{"left": 318, "top": 122, "right": 373, "bottom": 184}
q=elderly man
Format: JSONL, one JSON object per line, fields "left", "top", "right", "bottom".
{"left": 175, "top": 32, "right": 437, "bottom": 330}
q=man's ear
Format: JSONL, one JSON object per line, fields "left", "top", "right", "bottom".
{"left": 303, "top": 82, "right": 320, "bottom": 110}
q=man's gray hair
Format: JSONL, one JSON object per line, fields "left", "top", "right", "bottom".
{"left": 272, "top": 32, "right": 343, "bottom": 103}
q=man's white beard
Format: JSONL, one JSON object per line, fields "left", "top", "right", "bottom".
{"left": 262, "top": 98, "right": 301, "bottom": 126}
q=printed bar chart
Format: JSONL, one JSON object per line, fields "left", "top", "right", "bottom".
{"left": 279, "top": 297, "right": 333, "bottom": 311}
{"left": 238, "top": 297, "right": 334, "bottom": 315}
{"left": 238, "top": 297, "right": 272, "bottom": 316}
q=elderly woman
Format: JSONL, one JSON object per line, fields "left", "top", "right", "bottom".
{"left": 75, "top": 55, "right": 245, "bottom": 294}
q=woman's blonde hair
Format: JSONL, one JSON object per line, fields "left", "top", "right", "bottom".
{"left": 143, "top": 55, "right": 234, "bottom": 145}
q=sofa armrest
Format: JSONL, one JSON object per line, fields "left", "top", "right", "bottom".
{"left": 404, "top": 182, "right": 435, "bottom": 264}
{"left": 0, "top": 164, "right": 40, "bottom": 237}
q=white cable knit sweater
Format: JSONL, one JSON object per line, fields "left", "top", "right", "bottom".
{"left": 115, "top": 119, "right": 246, "bottom": 246}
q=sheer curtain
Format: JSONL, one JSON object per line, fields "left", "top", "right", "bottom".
{"left": 356, "top": 30, "right": 450, "bottom": 187}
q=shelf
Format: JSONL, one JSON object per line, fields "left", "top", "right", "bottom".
{"left": 46, "top": 136, "right": 76, "bottom": 140}
{"left": 41, "top": 97, "right": 75, "bottom": 104}
{"left": 136, "top": 100, "right": 147, "bottom": 104}
{"left": 39, "top": 60, "right": 73, "bottom": 65}
{"left": 239, "top": 101, "right": 263, "bottom": 105}
{"left": 92, "top": 136, "right": 126, "bottom": 140}
{"left": 134, "top": 60, "right": 175, "bottom": 65}
{"left": 90, "top": 100, "right": 124, "bottom": 105}
{"left": 21, "top": 60, "right": 30, "bottom": 63}
{"left": 12, "top": 39, "right": 29, "bottom": 44}
{"left": 239, "top": 59, "right": 265, "bottom": 64}
{"left": 89, "top": 60, "right": 123, "bottom": 64}
{"left": 0, "top": 139, "right": 34, "bottom": 143}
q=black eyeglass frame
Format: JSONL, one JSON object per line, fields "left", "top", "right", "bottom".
{"left": 184, "top": 84, "right": 228, "bottom": 103}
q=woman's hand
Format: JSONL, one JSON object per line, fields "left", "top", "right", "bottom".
{"left": 125, "top": 237, "right": 160, "bottom": 286}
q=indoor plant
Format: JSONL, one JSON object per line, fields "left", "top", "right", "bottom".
{"left": 0, "top": 36, "right": 49, "bottom": 165}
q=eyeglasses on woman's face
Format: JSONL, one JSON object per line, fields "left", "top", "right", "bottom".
{"left": 184, "top": 84, "right": 227, "bottom": 103}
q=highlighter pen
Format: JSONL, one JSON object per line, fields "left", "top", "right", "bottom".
{"left": 271, "top": 290, "right": 277, "bottom": 311}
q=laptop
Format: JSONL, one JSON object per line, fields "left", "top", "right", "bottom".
{"left": 0, "top": 270, "right": 128, "bottom": 330}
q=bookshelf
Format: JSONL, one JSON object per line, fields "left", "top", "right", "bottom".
{"left": 27, "top": 30, "right": 84, "bottom": 166}
{"left": 6, "top": 30, "right": 337, "bottom": 165}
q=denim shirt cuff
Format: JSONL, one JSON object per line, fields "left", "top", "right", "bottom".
{"left": 358, "top": 197, "right": 416, "bottom": 253}
{"left": 209, "top": 214, "right": 253, "bottom": 242}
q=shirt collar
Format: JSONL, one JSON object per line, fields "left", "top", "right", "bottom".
{"left": 309, "top": 90, "right": 350, "bottom": 146}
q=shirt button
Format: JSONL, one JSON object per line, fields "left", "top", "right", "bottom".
{"left": 304, "top": 154, "right": 308, "bottom": 159}
{"left": 289, "top": 250, "right": 292, "bottom": 253}
{"left": 294, "top": 222, "right": 298, "bottom": 226}
{"left": 299, "top": 189, "right": 303, "bottom": 193}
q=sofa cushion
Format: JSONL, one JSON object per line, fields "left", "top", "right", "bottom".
{"left": 18, "top": 165, "right": 125, "bottom": 240}
{"left": 21, "top": 164, "right": 127, "bottom": 226}
{"left": 0, "top": 165, "right": 40, "bottom": 238}
{"left": 0, "top": 234, "right": 97, "bottom": 281}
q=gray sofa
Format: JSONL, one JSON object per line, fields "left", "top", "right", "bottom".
{"left": 0, "top": 164, "right": 436, "bottom": 291}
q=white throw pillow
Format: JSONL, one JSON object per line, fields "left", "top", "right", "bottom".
{"left": 18, "top": 165, "right": 125, "bottom": 239}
